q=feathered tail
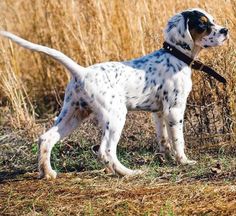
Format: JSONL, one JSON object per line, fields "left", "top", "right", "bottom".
{"left": 0, "top": 31, "right": 86, "bottom": 78}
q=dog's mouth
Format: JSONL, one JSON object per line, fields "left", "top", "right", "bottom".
{"left": 223, "top": 35, "right": 229, "bottom": 42}
{"left": 218, "top": 35, "right": 229, "bottom": 46}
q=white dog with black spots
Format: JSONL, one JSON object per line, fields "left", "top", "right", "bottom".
{"left": 0, "top": 8, "right": 229, "bottom": 179}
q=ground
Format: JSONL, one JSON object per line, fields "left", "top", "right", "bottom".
{"left": 1, "top": 150, "right": 236, "bottom": 215}
{"left": 0, "top": 112, "right": 236, "bottom": 215}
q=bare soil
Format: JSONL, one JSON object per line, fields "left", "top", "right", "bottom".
{"left": 1, "top": 168, "right": 236, "bottom": 216}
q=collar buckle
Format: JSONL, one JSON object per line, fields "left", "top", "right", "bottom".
{"left": 190, "top": 60, "right": 204, "bottom": 71}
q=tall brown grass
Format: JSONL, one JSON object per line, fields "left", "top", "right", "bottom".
{"left": 0, "top": 0, "right": 235, "bottom": 138}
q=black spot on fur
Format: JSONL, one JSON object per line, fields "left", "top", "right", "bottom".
{"left": 62, "top": 109, "right": 68, "bottom": 117}
{"left": 176, "top": 41, "right": 191, "bottom": 51}
{"left": 155, "top": 58, "right": 164, "bottom": 64}
{"left": 65, "top": 92, "right": 72, "bottom": 102}
{"left": 169, "top": 121, "right": 176, "bottom": 127}
{"left": 142, "top": 86, "right": 148, "bottom": 93}
{"left": 151, "top": 80, "right": 157, "bottom": 85}
{"left": 79, "top": 98, "right": 88, "bottom": 108}
{"left": 158, "top": 84, "right": 163, "bottom": 90}
{"left": 133, "top": 58, "right": 149, "bottom": 66}
{"left": 106, "top": 121, "right": 110, "bottom": 130}
{"left": 176, "top": 63, "right": 182, "bottom": 71}
{"left": 55, "top": 117, "right": 62, "bottom": 125}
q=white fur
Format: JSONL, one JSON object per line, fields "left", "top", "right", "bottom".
{"left": 0, "top": 8, "right": 228, "bottom": 179}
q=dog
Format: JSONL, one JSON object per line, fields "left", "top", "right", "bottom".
{"left": 0, "top": 8, "right": 229, "bottom": 179}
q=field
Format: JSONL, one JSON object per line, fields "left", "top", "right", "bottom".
{"left": 0, "top": 0, "right": 235, "bottom": 215}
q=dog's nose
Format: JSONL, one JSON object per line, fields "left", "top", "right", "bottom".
{"left": 219, "top": 28, "right": 228, "bottom": 35}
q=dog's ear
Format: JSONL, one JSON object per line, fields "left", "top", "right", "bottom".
{"left": 182, "top": 11, "right": 209, "bottom": 34}
{"left": 181, "top": 11, "right": 191, "bottom": 31}
{"left": 181, "top": 11, "right": 196, "bottom": 33}
{"left": 164, "top": 12, "right": 194, "bottom": 51}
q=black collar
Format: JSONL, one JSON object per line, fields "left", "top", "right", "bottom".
{"left": 163, "top": 42, "right": 226, "bottom": 84}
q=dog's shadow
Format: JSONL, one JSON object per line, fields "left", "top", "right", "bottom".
{"left": 0, "top": 169, "right": 36, "bottom": 184}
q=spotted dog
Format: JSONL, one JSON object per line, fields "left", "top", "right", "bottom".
{"left": 0, "top": 8, "right": 229, "bottom": 179}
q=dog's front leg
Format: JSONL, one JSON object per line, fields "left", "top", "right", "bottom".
{"left": 152, "top": 111, "right": 172, "bottom": 158}
{"left": 164, "top": 106, "right": 196, "bottom": 165}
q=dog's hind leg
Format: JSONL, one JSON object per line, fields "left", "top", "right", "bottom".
{"left": 38, "top": 103, "right": 91, "bottom": 180}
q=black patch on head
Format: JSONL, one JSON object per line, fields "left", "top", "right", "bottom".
{"left": 181, "top": 10, "right": 212, "bottom": 34}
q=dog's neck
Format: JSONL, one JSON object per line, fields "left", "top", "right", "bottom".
{"left": 191, "top": 45, "right": 203, "bottom": 58}
{"left": 167, "top": 40, "right": 202, "bottom": 59}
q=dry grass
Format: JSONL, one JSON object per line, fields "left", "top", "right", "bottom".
{"left": 0, "top": 0, "right": 235, "bottom": 134}
{"left": 0, "top": 41, "right": 36, "bottom": 130}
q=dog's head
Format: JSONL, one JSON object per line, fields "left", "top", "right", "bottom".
{"left": 164, "top": 8, "right": 229, "bottom": 55}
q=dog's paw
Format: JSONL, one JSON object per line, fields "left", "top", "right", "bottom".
{"left": 185, "top": 159, "right": 197, "bottom": 165}
{"left": 132, "top": 169, "right": 144, "bottom": 175}
{"left": 45, "top": 170, "right": 57, "bottom": 180}
{"left": 179, "top": 159, "right": 197, "bottom": 166}
{"left": 38, "top": 170, "right": 57, "bottom": 180}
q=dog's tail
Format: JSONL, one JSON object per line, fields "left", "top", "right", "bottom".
{"left": 0, "top": 31, "right": 86, "bottom": 78}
